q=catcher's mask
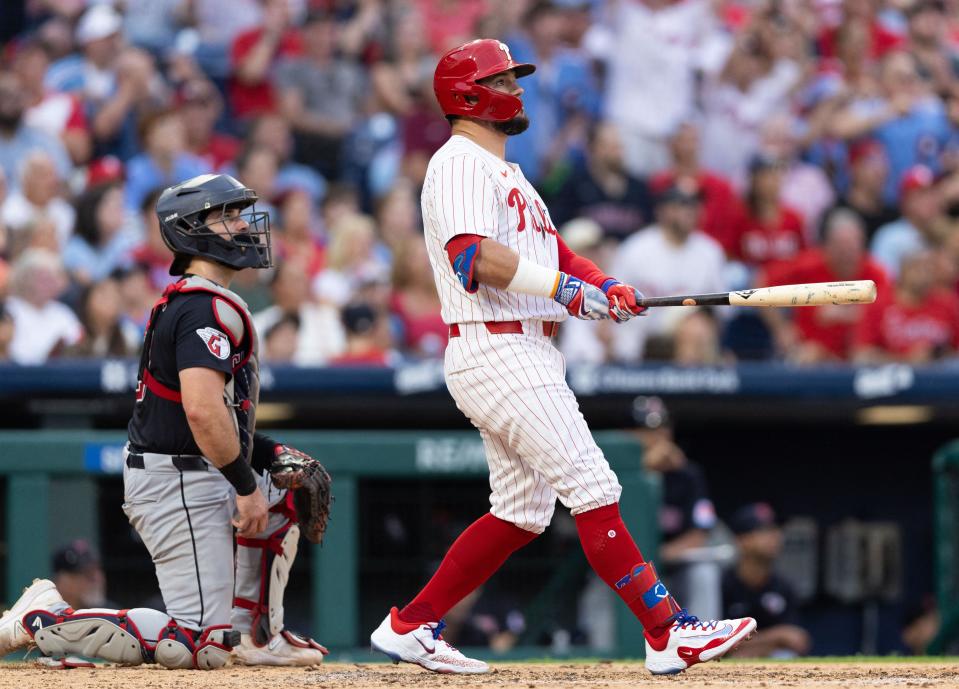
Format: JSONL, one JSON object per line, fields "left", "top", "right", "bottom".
{"left": 157, "top": 173, "right": 273, "bottom": 275}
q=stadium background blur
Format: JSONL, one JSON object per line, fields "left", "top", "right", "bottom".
{"left": 0, "top": 0, "right": 957, "bottom": 661}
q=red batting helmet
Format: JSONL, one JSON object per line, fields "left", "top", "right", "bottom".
{"left": 433, "top": 39, "right": 535, "bottom": 122}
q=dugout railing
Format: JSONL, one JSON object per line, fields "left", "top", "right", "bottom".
{"left": 0, "top": 430, "right": 658, "bottom": 658}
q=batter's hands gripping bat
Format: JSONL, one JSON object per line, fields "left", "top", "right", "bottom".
{"left": 634, "top": 280, "right": 878, "bottom": 308}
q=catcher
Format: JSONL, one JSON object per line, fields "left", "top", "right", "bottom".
{"left": 0, "top": 174, "right": 332, "bottom": 669}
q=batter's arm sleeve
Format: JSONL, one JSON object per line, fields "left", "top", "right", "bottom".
{"left": 430, "top": 155, "right": 499, "bottom": 245}
{"left": 445, "top": 233, "right": 485, "bottom": 294}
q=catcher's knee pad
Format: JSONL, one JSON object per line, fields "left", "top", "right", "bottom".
{"left": 235, "top": 501, "right": 299, "bottom": 646}
{"left": 24, "top": 607, "right": 238, "bottom": 669}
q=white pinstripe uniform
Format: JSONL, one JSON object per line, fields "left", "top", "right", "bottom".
{"left": 422, "top": 134, "right": 622, "bottom": 533}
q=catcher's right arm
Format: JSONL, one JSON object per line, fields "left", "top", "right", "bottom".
{"left": 269, "top": 445, "right": 333, "bottom": 543}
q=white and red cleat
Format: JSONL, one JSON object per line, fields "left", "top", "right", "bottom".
{"left": 370, "top": 607, "right": 489, "bottom": 674}
{"left": 644, "top": 609, "right": 757, "bottom": 675}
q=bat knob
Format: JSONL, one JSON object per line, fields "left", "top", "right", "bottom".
{"left": 682, "top": 298, "right": 697, "bottom": 306}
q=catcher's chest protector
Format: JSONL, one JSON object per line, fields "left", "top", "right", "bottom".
{"left": 138, "top": 275, "right": 261, "bottom": 463}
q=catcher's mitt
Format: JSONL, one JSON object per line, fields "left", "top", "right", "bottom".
{"left": 269, "top": 445, "right": 332, "bottom": 543}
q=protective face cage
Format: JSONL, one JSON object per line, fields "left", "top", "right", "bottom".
{"left": 167, "top": 201, "right": 273, "bottom": 274}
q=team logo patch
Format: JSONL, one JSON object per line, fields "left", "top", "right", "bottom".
{"left": 196, "top": 327, "right": 231, "bottom": 360}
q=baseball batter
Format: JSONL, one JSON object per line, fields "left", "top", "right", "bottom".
{"left": 0, "top": 174, "right": 331, "bottom": 669}
{"left": 370, "top": 39, "right": 757, "bottom": 676}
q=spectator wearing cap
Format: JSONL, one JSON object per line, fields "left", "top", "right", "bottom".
{"left": 650, "top": 121, "right": 745, "bottom": 250}
{"left": 549, "top": 121, "right": 654, "bottom": 241}
{"left": 47, "top": 5, "right": 165, "bottom": 162}
{"left": 1, "top": 150, "right": 76, "bottom": 249}
{"left": 5, "top": 248, "right": 82, "bottom": 364}
{"left": 253, "top": 258, "right": 345, "bottom": 365}
{"left": 556, "top": 218, "right": 616, "bottom": 364}
{"left": 228, "top": 0, "right": 304, "bottom": 121}
{"left": 51, "top": 540, "right": 110, "bottom": 611}
{"left": 610, "top": 180, "right": 727, "bottom": 362}
{"left": 827, "top": 139, "right": 898, "bottom": 241}
{"left": 0, "top": 71, "right": 72, "bottom": 190}
{"left": 725, "top": 154, "right": 806, "bottom": 274}
{"left": 329, "top": 301, "right": 394, "bottom": 366}
{"left": 760, "top": 209, "right": 891, "bottom": 363}
{"left": 275, "top": 10, "right": 368, "bottom": 180}
{"left": 853, "top": 248, "right": 959, "bottom": 364}
{"left": 828, "top": 51, "right": 950, "bottom": 205}
{"left": 124, "top": 107, "right": 211, "bottom": 211}
{"left": 871, "top": 165, "right": 945, "bottom": 278}
{"left": 179, "top": 79, "right": 240, "bottom": 171}
{"left": 722, "top": 503, "right": 811, "bottom": 658}
{"left": 13, "top": 38, "right": 92, "bottom": 166}
{"left": 632, "top": 396, "right": 721, "bottom": 620}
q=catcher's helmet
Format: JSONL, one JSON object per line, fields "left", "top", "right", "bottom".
{"left": 157, "top": 174, "right": 272, "bottom": 275}
{"left": 433, "top": 39, "right": 535, "bottom": 122}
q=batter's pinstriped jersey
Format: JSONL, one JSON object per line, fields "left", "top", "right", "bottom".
{"left": 422, "top": 135, "right": 567, "bottom": 324}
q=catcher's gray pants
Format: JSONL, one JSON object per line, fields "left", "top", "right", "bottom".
{"left": 122, "top": 446, "right": 287, "bottom": 631}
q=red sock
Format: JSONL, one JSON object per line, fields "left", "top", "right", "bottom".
{"left": 397, "top": 513, "right": 538, "bottom": 625}
{"left": 574, "top": 503, "right": 681, "bottom": 636}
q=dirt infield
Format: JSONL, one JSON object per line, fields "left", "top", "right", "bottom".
{"left": 0, "top": 661, "right": 956, "bottom": 689}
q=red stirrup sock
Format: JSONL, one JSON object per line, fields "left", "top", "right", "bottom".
{"left": 397, "top": 513, "right": 538, "bottom": 626}
{"left": 574, "top": 503, "right": 681, "bottom": 636}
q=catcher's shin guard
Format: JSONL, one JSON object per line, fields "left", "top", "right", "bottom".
{"left": 233, "top": 497, "right": 298, "bottom": 646}
{"left": 24, "top": 607, "right": 238, "bottom": 669}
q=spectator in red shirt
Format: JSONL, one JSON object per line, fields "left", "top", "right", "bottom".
{"left": 390, "top": 238, "right": 446, "bottom": 359}
{"left": 178, "top": 78, "right": 240, "bottom": 170}
{"left": 650, "top": 121, "right": 746, "bottom": 249}
{"left": 13, "top": 38, "right": 91, "bottom": 166}
{"left": 329, "top": 301, "right": 394, "bottom": 366}
{"left": 760, "top": 208, "right": 891, "bottom": 363}
{"left": 817, "top": 1, "right": 905, "bottom": 62}
{"left": 228, "top": 0, "right": 303, "bottom": 120}
{"left": 272, "top": 188, "right": 326, "bottom": 279}
{"left": 727, "top": 154, "right": 806, "bottom": 274}
{"left": 852, "top": 248, "right": 959, "bottom": 363}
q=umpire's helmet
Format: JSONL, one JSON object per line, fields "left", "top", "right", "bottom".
{"left": 157, "top": 174, "right": 272, "bottom": 275}
{"left": 433, "top": 39, "right": 535, "bottom": 122}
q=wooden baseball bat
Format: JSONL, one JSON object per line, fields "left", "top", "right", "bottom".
{"left": 635, "top": 280, "right": 878, "bottom": 308}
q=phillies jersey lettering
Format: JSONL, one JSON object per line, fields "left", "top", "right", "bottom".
{"left": 422, "top": 135, "right": 565, "bottom": 324}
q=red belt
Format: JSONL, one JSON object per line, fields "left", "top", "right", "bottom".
{"left": 449, "top": 321, "right": 559, "bottom": 338}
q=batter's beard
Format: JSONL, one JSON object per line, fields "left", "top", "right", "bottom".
{"left": 493, "top": 113, "right": 530, "bottom": 136}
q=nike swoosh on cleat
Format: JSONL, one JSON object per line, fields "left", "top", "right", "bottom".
{"left": 415, "top": 636, "right": 435, "bottom": 654}
{"left": 679, "top": 649, "right": 694, "bottom": 656}
{"left": 686, "top": 624, "right": 733, "bottom": 642}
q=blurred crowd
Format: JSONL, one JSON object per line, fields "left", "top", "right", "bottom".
{"left": 3, "top": 0, "right": 959, "bottom": 366}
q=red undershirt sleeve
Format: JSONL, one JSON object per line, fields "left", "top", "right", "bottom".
{"left": 556, "top": 234, "right": 615, "bottom": 290}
